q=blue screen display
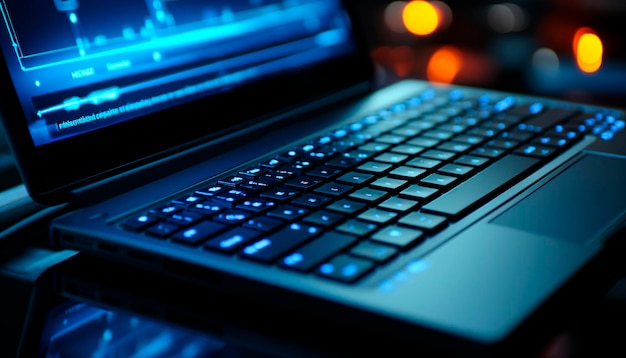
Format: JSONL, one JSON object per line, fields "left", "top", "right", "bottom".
{"left": 0, "top": 0, "right": 355, "bottom": 146}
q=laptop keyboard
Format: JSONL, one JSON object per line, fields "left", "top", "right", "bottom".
{"left": 119, "top": 87, "right": 624, "bottom": 283}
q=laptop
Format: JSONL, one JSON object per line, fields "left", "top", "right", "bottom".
{"left": 1, "top": 0, "right": 625, "bottom": 356}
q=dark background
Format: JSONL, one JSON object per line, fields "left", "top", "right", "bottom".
{"left": 357, "top": 0, "right": 625, "bottom": 108}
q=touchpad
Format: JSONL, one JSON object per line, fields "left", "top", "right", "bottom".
{"left": 492, "top": 154, "right": 626, "bottom": 243}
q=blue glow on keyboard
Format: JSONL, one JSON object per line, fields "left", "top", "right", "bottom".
{"left": 529, "top": 102, "right": 544, "bottom": 114}
{"left": 449, "top": 89, "right": 463, "bottom": 101}
{"left": 342, "top": 264, "right": 358, "bottom": 277}
{"left": 376, "top": 110, "right": 390, "bottom": 118}
{"left": 283, "top": 253, "right": 303, "bottom": 266}
{"left": 374, "top": 247, "right": 390, "bottom": 256}
{"left": 406, "top": 97, "right": 421, "bottom": 107}
{"left": 378, "top": 280, "right": 395, "bottom": 293}
{"left": 183, "top": 229, "right": 198, "bottom": 238}
{"left": 421, "top": 89, "right": 436, "bottom": 101}
{"left": 349, "top": 122, "right": 363, "bottom": 131}
{"left": 290, "top": 223, "right": 302, "bottom": 230}
{"left": 207, "top": 186, "right": 224, "bottom": 193}
{"left": 377, "top": 260, "right": 429, "bottom": 293}
{"left": 464, "top": 117, "right": 479, "bottom": 126}
{"left": 524, "top": 146, "right": 537, "bottom": 154}
{"left": 363, "top": 115, "right": 378, "bottom": 124}
{"left": 478, "top": 94, "right": 491, "bottom": 106}
{"left": 305, "top": 197, "right": 320, "bottom": 204}
{"left": 406, "top": 260, "right": 429, "bottom": 273}
{"left": 102, "top": 328, "right": 113, "bottom": 342}
{"left": 226, "top": 214, "right": 246, "bottom": 221}
{"left": 315, "top": 28, "right": 347, "bottom": 47}
{"left": 246, "top": 200, "right": 266, "bottom": 208}
{"left": 518, "top": 123, "right": 527, "bottom": 131}
{"left": 243, "top": 239, "right": 271, "bottom": 255}
{"left": 391, "top": 103, "right": 406, "bottom": 112}
{"left": 393, "top": 270, "right": 409, "bottom": 281}
{"left": 494, "top": 96, "right": 515, "bottom": 112}
{"left": 334, "top": 129, "right": 347, "bottom": 137}
{"left": 388, "top": 228, "right": 402, "bottom": 237}
{"left": 584, "top": 118, "right": 596, "bottom": 126}
{"left": 194, "top": 204, "right": 221, "bottom": 212}
{"left": 220, "top": 235, "right": 243, "bottom": 248}
{"left": 601, "top": 131, "right": 614, "bottom": 141}
{"left": 320, "top": 263, "right": 334, "bottom": 274}
{"left": 551, "top": 112, "right": 624, "bottom": 142}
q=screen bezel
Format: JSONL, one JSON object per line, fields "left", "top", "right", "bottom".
{"left": 0, "top": 0, "right": 375, "bottom": 205}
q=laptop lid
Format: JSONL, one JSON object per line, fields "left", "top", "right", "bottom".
{"left": 0, "top": 0, "right": 375, "bottom": 205}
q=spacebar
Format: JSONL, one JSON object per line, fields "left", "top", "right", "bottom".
{"left": 421, "top": 155, "right": 540, "bottom": 219}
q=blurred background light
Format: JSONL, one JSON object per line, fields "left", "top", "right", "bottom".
{"left": 389, "top": 45, "right": 417, "bottom": 77}
{"left": 573, "top": 28, "right": 603, "bottom": 73}
{"left": 402, "top": 0, "right": 440, "bottom": 36}
{"left": 532, "top": 48, "right": 560, "bottom": 77}
{"left": 487, "top": 3, "right": 528, "bottom": 33}
{"left": 426, "top": 45, "right": 462, "bottom": 83}
{"left": 431, "top": 1, "right": 453, "bottom": 31}
{"left": 369, "top": 0, "right": 623, "bottom": 107}
{"left": 385, "top": 1, "right": 409, "bottom": 33}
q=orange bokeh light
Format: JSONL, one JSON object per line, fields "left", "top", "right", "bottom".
{"left": 427, "top": 46, "right": 462, "bottom": 84}
{"left": 402, "top": 1, "right": 440, "bottom": 36}
{"left": 573, "top": 28, "right": 603, "bottom": 73}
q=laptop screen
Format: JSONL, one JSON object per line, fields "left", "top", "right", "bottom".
{"left": 0, "top": 0, "right": 358, "bottom": 146}
{"left": 0, "top": 0, "right": 373, "bottom": 203}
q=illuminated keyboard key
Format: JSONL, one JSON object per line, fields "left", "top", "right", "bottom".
{"left": 281, "top": 232, "right": 357, "bottom": 272}
{"left": 204, "top": 228, "right": 261, "bottom": 253}
{"left": 336, "top": 219, "right": 378, "bottom": 237}
{"left": 398, "top": 212, "right": 447, "bottom": 232}
{"left": 350, "top": 241, "right": 398, "bottom": 263}
{"left": 317, "top": 255, "right": 375, "bottom": 283}
{"left": 357, "top": 208, "right": 397, "bottom": 224}
{"left": 240, "top": 223, "right": 321, "bottom": 263}
{"left": 172, "top": 221, "right": 228, "bottom": 245}
{"left": 121, "top": 214, "right": 158, "bottom": 232}
{"left": 372, "top": 225, "right": 424, "bottom": 248}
